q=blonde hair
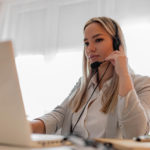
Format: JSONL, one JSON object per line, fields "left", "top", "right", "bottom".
{"left": 69, "top": 17, "right": 127, "bottom": 113}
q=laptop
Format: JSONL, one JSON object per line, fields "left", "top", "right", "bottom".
{"left": 0, "top": 41, "right": 69, "bottom": 148}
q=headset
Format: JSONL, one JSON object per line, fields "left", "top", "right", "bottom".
{"left": 112, "top": 20, "right": 121, "bottom": 51}
{"left": 70, "top": 20, "right": 121, "bottom": 134}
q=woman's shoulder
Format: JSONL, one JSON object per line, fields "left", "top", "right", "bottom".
{"left": 63, "top": 77, "right": 82, "bottom": 101}
{"left": 132, "top": 74, "right": 150, "bottom": 91}
{"left": 133, "top": 74, "right": 150, "bottom": 83}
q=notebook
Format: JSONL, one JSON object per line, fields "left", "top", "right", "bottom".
{"left": 0, "top": 41, "right": 69, "bottom": 148}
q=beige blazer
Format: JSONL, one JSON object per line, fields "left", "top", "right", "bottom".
{"left": 39, "top": 74, "right": 150, "bottom": 139}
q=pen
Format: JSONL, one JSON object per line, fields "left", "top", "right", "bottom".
{"left": 133, "top": 135, "right": 150, "bottom": 142}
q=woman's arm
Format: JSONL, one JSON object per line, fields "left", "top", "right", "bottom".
{"left": 117, "top": 76, "right": 150, "bottom": 138}
{"left": 105, "top": 46, "right": 150, "bottom": 138}
{"left": 105, "top": 46, "right": 134, "bottom": 96}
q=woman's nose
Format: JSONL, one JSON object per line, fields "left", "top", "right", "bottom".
{"left": 87, "top": 43, "right": 96, "bottom": 52}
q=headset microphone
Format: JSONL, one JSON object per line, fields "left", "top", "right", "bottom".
{"left": 90, "top": 61, "right": 102, "bottom": 69}
{"left": 90, "top": 60, "right": 106, "bottom": 69}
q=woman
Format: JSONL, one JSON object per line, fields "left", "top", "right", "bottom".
{"left": 31, "top": 17, "right": 150, "bottom": 139}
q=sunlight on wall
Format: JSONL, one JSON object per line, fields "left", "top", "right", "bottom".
{"left": 15, "top": 51, "right": 82, "bottom": 119}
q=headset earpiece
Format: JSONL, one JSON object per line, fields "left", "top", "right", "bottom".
{"left": 113, "top": 37, "right": 120, "bottom": 51}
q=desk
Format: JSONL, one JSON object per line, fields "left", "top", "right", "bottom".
{"left": 1, "top": 139, "right": 150, "bottom": 150}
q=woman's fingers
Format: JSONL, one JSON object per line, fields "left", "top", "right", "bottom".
{"left": 104, "top": 46, "right": 128, "bottom": 75}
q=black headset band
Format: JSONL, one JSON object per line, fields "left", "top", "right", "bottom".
{"left": 111, "top": 20, "right": 119, "bottom": 39}
{"left": 111, "top": 20, "right": 121, "bottom": 50}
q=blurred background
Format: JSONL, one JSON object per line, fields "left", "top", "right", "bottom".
{"left": 0, "top": 0, "right": 150, "bottom": 119}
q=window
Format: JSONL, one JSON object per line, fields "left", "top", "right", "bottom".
{"left": 122, "top": 20, "right": 150, "bottom": 76}
{"left": 16, "top": 50, "right": 82, "bottom": 119}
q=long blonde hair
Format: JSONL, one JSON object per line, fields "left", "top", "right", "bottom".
{"left": 69, "top": 17, "right": 127, "bottom": 113}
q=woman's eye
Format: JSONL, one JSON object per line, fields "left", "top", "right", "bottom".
{"left": 95, "top": 38, "right": 103, "bottom": 42}
{"left": 84, "top": 42, "right": 89, "bottom": 47}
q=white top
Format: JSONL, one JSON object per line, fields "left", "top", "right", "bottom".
{"left": 72, "top": 74, "right": 113, "bottom": 139}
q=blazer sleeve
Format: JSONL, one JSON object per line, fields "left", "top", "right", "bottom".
{"left": 117, "top": 75, "right": 150, "bottom": 139}
{"left": 37, "top": 78, "right": 81, "bottom": 134}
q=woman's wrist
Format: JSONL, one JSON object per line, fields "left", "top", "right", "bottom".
{"left": 118, "top": 73, "right": 133, "bottom": 97}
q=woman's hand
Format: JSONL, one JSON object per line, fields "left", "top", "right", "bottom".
{"left": 105, "top": 46, "right": 133, "bottom": 96}
{"left": 105, "top": 46, "right": 128, "bottom": 77}
{"left": 30, "top": 119, "right": 46, "bottom": 134}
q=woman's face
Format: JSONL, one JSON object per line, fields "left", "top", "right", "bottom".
{"left": 84, "top": 22, "right": 114, "bottom": 65}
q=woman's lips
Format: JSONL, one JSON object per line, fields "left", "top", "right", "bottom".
{"left": 89, "top": 55, "right": 100, "bottom": 61}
